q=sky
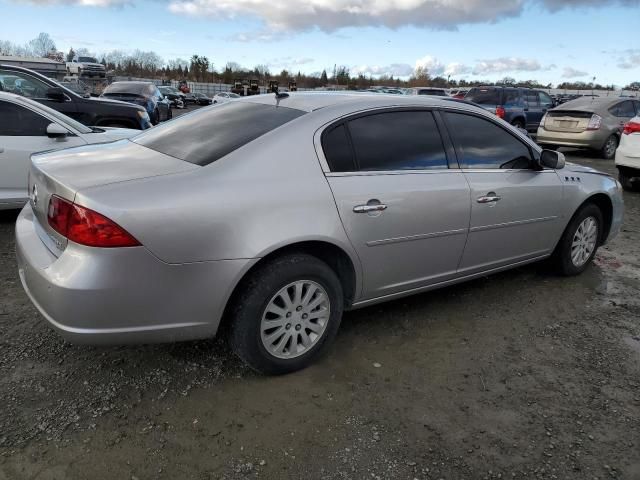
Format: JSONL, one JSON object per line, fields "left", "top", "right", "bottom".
{"left": 2, "top": 0, "right": 640, "bottom": 86}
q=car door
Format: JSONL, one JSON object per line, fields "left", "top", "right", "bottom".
{"left": 441, "top": 110, "right": 564, "bottom": 275}
{"left": 0, "top": 100, "right": 86, "bottom": 206}
{"left": 319, "top": 109, "right": 471, "bottom": 300}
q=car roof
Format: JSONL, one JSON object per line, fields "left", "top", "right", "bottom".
{"left": 238, "top": 91, "right": 471, "bottom": 113}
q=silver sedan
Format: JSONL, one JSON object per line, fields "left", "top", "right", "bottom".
{"left": 16, "top": 93, "right": 624, "bottom": 374}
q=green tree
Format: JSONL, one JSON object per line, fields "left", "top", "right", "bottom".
{"left": 66, "top": 47, "right": 75, "bottom": 62}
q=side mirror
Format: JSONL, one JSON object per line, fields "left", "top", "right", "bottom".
{"left": 46, "top": 123, "right": 68, "bottom": 139}
{"left": 540, "top": 149, "right": 565, "bottom": 170}
{"left": 45, "top": 87, "right": 65, "bottom": 102}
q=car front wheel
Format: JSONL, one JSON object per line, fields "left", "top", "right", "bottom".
{"left": 229, "top": 253, "right": 344, "bottom": 375}
{"left": 552, "top": 203, "right": 603, "bottom": 276}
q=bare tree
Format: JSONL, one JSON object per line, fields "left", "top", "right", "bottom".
{"left": 28, "top": 32, "right": 56, "bottom": 57}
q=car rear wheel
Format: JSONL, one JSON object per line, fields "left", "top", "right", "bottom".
{"left": 600, "top": 135, "right": 618, "bottom": 160}
{"left": 152, "top": 108, "right": 160, "bottom": 126}
{"left": 552, "top": 203, "right": 603, "bottom": 276}
{"left": 511, "top": 119, "right": 525, "bottom": 129}
{"left": 229, "top": 253, "right": 344, "bottom": 375}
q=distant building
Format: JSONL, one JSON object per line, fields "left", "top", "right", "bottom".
{"left": 0, "top": 55, "right": 66, "bottom": 79}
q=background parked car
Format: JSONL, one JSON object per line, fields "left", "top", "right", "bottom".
{"left": 0, "top": 92, "right": 138, "bottom": 210}
{"left": 158, "top": 86, "right": 185, "bottom": 109}
{"left": 212, "top": 92, "right": 240, "bottom": 104}
{"left": 193, "top": 92, "right": 212, "bottom": 105}
{"left": 0, "top": 65, "right": 151, "bottom": 130}
{"left": 450, "top": 89, "right": 468, "bottom": 99}
{"left": 66, "top": 56, "right": 106, "bottom": 78}
{"left": 410, "top": 87, "right": 448, "bottom": 96}
{"left": 537, "top": 97, "right": 640, "bottom": 159}
{"left": 464, "top": 86, "right": 554, "bottom": 132}
{"left": 615, "top": 115, "right": 640, "bottom": 190}
{"left": 102, "top": 81, "right": 171, "bottom": 125}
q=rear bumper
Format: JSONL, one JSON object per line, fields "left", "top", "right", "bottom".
{"left": 15, "top": 204, "right": 255, "bottom": 345}
{"left": 536, "top": 128, "right": 609, "bottom": 149}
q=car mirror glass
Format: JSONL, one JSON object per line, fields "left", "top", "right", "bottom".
{"left": 540, "top": 149, "right": 565, "bottom": 170}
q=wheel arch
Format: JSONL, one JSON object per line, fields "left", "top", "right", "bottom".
{"left": 218, "top": 239, "right": 361, "bottom": 335}
{"left": 567, "top": 193, "right": 613, "bottom": 246}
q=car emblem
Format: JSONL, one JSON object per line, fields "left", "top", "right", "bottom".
{"left": 30, "top": 184, "right": 38, "bottom": 207}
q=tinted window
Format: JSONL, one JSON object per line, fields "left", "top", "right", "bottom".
{"left": 347, "top": 111, "right": 448, "bottom": 171}
{"left": 0, "top": 101, "right": 50, "bottom": 136}
{"left": 504, "top": 89, "right": 521, "bottom": 107}
{"left": 525, "top": 91, "right": 539, "bottom": 106}
{"left": 322, "top": 124, "right": 355, "bottom": 172}
{"left": 134, "top": 102, "right": 305, "bottom": 166}
{"left": 466, "top": 88, "right": 500, "bottom": 105}
{"left": 538, "top": 92, "right": 554, "bottom": 108}
{"left": 417, "top": 89, "right": 446, "bottom": 96}
{"left": 444, "top": 112, "right": 532, "bottom": 169}
{"left": 610, "top": 101, "right": 635, "bottom": 118}
{"left": 0, "top": 70, "right": 51, "bottom": 99}
{"left": 104, "top": 82, "right": 148, "bottom": 95}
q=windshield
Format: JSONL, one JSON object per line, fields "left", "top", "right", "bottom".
{"left": 78, "top": 56, "right": 98, "bottom": 63}
{"left": 134, "top": 102, "right": 305, "bottom": 165}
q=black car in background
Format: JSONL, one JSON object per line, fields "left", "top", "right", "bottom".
{"left": 465, "top": 86, "right": 555, "bottom": 132}
{"left": 0, "top": 64, "right": 151, "bottom": 129}
{"left": 193, "top": 92, "right": 213, "bottom": 105}
{"left": 158, "top": 86, "right": 186, "bottom": 108}
{"left": 102, "top": 81, "right": 171, "bottom": 125}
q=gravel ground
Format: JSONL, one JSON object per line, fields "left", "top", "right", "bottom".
{"left": 0, "top": 150, "right": 639, "bottom": 480}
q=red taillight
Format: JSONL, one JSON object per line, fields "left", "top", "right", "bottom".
{"left": 47, "top": 195, "right": 140, "bottom": 248}
{"left": 623, "top": 121, "right": 640, "bottom": 135}
{"left": 495, "top": 106, "right": 506, "bottom": 119}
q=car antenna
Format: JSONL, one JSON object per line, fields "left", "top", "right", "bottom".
{"left": 274, "top": 85, "right": 289, "bottom": 107}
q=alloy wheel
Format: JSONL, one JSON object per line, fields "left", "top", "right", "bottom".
{"left": 571, "top": 216, "right": 598, "bottom": 267}
{"left": 260, "top": 280, "right": 331, "bottom": 359}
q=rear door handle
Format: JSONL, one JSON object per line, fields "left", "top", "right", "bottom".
{"left": 353, "top": 204, "right": 387, "bottom": 213}
{"left": 477, "top": 193, "right": 501, "bottom": 204}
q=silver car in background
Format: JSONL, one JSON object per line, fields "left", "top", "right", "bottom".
{"left": 537, "top": 97, "right": 640, "bottom": 159}
{"left": 16, "top": 93, "right": 624, "bottom": 374}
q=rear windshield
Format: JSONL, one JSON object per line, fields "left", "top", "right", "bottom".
{"left": 466, "top": 88, "right": 502, "bottom": 105}
{"left": 134, "top": 102, "right": 305, "bottom": 166}
{"left": 417, "top": 89, "right": 446, "bottom": 96}
{"left": 104, "top": 83, "right": 149, "bottom": 95}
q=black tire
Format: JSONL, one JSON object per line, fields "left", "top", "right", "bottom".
{"left": 511, "top": 119, "right": 525, "bottom": 129}
{"left": 152, "top": 108, "right": 160, "bottom": 126}
{"left": 600, "top": 134, "right": 618, "bottom": 160}
{"left": 229, "top": 253, "right": 344, "bottom": 375}
{"left": 551, "top": 203, "right": 603, "bottom": 276}
{"left": 167, "top": 107, "right": 173, "bottom": 120}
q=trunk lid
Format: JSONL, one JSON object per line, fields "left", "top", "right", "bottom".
{"left": 28, "top": 140, "right": 198, "bottom": 256}
{"left": 544, "top": 110, "right": 593, "bottom": 133}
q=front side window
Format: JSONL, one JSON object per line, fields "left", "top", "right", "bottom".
{"left": 503, "top": 89, "right": 521, "bottom": 107}
{"left": 443, "top": 112, "right": 532, "bottom": 169}
{"left": 346, "top": 111, "right": 448, "bottom": 171}
{"left": 0, "top": 70, "right": 51, "bottom": 99}
{"left": 539, "top": 92, "right": 554, "bottom": 108}
{"left": 0, "top": 101, "right": 51, "bottom": 136}
{"left": 525, "top": 92, "right": 539, "bottom": 107}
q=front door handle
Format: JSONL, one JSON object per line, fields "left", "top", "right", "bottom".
{"left": 353, "top": 204, "right": 387, "bottom": 213}
{"left": 477, "top": 192, "right": 502, "bottom": 204}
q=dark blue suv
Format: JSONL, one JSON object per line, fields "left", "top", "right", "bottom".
{"left": 465, "top": 86, "right": 555, "bottom": 133}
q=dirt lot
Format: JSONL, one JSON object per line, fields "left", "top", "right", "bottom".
{"left": 1, "top": 151, "right": 639, "bottom": 480}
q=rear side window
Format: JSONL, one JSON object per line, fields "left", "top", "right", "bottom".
{"left": 525, "top": 92, "right": 539, "bottom": 106}
{"left": 0, "top": 101, "right": 50, "bottom": 136}
{"left": 134, "top": 102, "right": 305, "bottom": 166}
{"left": 444, "top": 112, "right": 532, "bottom": 169}
{"left": 466, "top": 88, "right": 500, "bottom": 105}
{"left": 610, "top": 101, "right": 635, "bottom": 118}
{"left": 347, "top": 111, "right": 448, "bottom": 171}
{"left": 504, "top": 89, "right": 521, "bottom": 107}
{"left": 322, "top": 124, "right": 355, "bottom": 172}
